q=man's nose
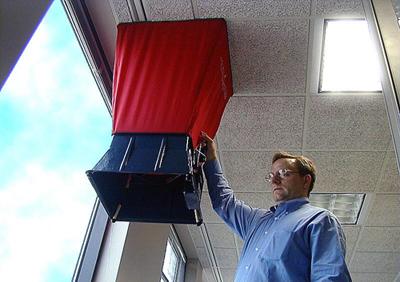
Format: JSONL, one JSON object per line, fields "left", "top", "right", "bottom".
{"left": 271, "top": 174, "right": 281, "bottom": 184}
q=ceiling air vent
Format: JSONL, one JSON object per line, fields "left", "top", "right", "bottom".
{"left": 309, "top": 193, "right": 365, "bottom": 224}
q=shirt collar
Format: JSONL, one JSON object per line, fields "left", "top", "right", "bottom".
{"left": 270, "top": 197, "right": 309, "bottom": 214}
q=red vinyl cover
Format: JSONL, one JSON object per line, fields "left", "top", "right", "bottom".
{"left": 112, "top": 19, "right": 233, "bottom": 148}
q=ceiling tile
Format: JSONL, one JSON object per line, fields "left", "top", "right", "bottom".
{"left": 220, "top": 151, "right": 273, "bottom": 192}
{"left": 365, "top": 194, "right": 400, "bottom": 226}
{"left": 376, "top": 150, "right": 400, "bottom": 193}
{"left": 207, "top": 223, "right": 236, "bottom": 248}
{"left": 109, "top": 0, "right": 133, "bottom": 23}
{"left": 142, "top": 0, "right": 193, "bottom": 20}
{"left": 343, "top": 226, "right": 360, "bottom": 257}
{"left": 203, "top": 268, "right": 218, "bottom": 282}
{"left": 218, "top": 97, "right": 305, "bottom": 150}
{"left": 305, "top": 95, "right": 391, "bottom": 150}
{"left": 357, "top": 227, "right": 400, "bottom": 252}
{"left": 350, "top": 272, "right": 397, "bottom": 282}
{"left": 315, "top": 0, "right": 365, "bottom": 17}
{"left": 350, "top": 252, "right": 400, "bottom": 273}
{"left": 194, "top": 0, "right": 311, "bottom": 18}
{"left": 235, "top": 235, "right": 244, "bottom": 253}
{"left": 195, "top": 247, "right": 211, "bottom": 269}
{"left": 345, "top": 255, "right": 351, "bottom": 266}
{"left": 387, "top": 139, "right": 396, "bottom": 150}
{"left": 201, "top": 194, "right": 225, "bottom": 224}
{"left": 227, "top": 19, "right": 308, "bottom": 94}
{"left": 188, "top": 225, "right": 204, "bottom": 248}
{"left": 305, "top": 151, "right": 384, "bottom": 192}
{"left": 214, "top": 248, "right": 238, "bottom": 268}
{"left": 220, "top": 268, "right": 236, "bottom": 282}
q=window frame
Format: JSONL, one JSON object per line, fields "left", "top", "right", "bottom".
{"left": 62, "top": 1, "right": 113, "bottom": 281}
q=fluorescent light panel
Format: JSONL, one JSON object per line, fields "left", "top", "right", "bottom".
{"left": 309, "top": 193, "right": 365, "bottom": 224}
{"left": 319, "top": 19, "right": 381, "bottom": 92}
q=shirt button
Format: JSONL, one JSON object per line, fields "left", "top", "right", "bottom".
{"left": 285, "top": 212, "right": 289, "bottom": 215}
{"left": 264, "top": 231, "right": 268, "bottom": 234}
{"left": 274, "top": 217, "right": 278, "bottom": 220}
{"left": 255, "top": 247, "right": 259, "bottom": 251}
{"left": 245, "top": 266, "right": 249, "bottom": 270}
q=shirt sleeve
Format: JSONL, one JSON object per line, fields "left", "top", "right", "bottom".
{"left": 308, "top": 211, "right": 352, "bottom": 282}
{"left": 203, "top": 159, "right": 262, "bottom": 240}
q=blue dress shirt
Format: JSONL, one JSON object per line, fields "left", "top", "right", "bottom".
{"left": 204, "top": 160, "right": 351, "bottom": 282}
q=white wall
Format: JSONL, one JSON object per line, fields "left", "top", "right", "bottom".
{"left": 93, "top": 221, "right": 129, "bottom": 282}
{"left": 116, "top": 223, "right": 170, "bottom": 282}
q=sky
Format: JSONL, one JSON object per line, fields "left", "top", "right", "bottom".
{"left": 0, "top": 1, "right": 112, "bottom": 281}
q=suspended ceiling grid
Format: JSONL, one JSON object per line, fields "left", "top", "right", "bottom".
{"left": 79, "top": 0, "right": 400, "bottom": 281}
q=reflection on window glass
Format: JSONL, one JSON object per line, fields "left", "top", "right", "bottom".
{"left": 0, "top": 1, "right": 111, "bottom": 281}
{"left": 319, "top": 20, "right": 381, "bottom": 92}
{"left": 392, "top": 0, "right": 400, "bottom": 21}
{"left": 162, "top": 240, "right": 178, "bottom": 281}
{"left": 392, "top": 0, "right": 400, "bottom": 27}
{"left": 161, "top": 233, "right": 186, "bottom": 282}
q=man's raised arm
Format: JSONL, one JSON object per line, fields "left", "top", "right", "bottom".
{"left": 201, "top": 132, "right": 263, "bottom": 240}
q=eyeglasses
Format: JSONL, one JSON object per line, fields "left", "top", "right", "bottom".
{"left": 265, "top": 169, "right": 300, "bottom": 183}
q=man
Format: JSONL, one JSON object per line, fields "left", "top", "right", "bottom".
{"left": 201, "top": 132, "right": 351, "bottom": 281}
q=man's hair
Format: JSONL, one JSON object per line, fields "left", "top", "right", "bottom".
{"left": 272, "top": 151, "right": 316, "bottom": 195}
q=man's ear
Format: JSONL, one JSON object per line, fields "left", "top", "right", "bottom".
{"left": 303, "top": 174, "right": 312, "bottom": 191}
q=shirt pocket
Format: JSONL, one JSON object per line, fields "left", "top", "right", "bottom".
{"left": 259, "top": 229, "right": 293, "bottom": 260}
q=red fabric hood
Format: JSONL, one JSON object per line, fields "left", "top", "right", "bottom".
{"left": 112, "top": 19, "right": 233, "bottom": 148}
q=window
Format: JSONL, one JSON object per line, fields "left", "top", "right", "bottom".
{"left": 319, "top": 19, "right": 381, "bottom": 93}
{"left": 161, "top": 227, "right": 186, "bottom": 282}
{"left": 0, "top": 2, "right": 111, "bottom": 281}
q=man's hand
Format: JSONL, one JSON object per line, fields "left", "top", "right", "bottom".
{"left": 200, "top": 131, "right": 218, "bottom": 161}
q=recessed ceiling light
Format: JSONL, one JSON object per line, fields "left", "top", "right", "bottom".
{"left": 309, "top": 193, "right": 365, "bottom": 224}
{"left": 319, "top": 19, "right": 381, "bottom": 93}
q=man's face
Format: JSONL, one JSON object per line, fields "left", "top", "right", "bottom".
{"left": 269, "top": 158, "right": 309, "bottom": 203}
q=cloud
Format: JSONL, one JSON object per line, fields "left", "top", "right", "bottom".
{"left": 0, "top": 163, "right": 96, "bottom": 282}
{"left": 1, "top": 0, "right": 110, "bottom": 124}
{"left": 1, "top": 29, "right": 109, "bottom": 118}
{"left": 0, "top": 0, "right": 112, "bottom": 185}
